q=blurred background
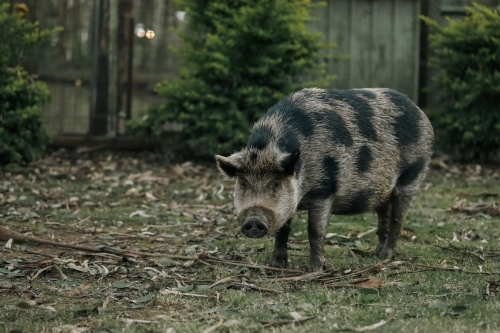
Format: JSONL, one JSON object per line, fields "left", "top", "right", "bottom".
{"left": 8, "top": 0, "right": 495, "bottom": 136}
{"left": 1, "top": 0, "right": 500, "bottom": 162}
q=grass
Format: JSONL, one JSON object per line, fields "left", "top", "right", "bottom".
{"left": 1, "top": 151, "right": 500, "bottom": 333}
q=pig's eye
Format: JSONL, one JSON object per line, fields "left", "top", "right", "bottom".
{"left": 271, "top": 180, "right": 281, "bottom": 194}
{"left": 240, "top": 181, "right": 247, "bottom": 193}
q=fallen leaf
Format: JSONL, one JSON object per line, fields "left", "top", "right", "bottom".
{"left": 357, "top": 228, "right": 377, "bottom": 239}
{"left": 353, "top": 320, "right": 388, "bottom": 332}
{"left": 353, "top": 278, "right": 383, "bottom": 289}
{"left": 39, "top": 304, "right": 57, "bottom": 312}
{"left": 51, "top": 325, "right": 90, "bottom": 333}
{"left": 159, "top": 288, "right": 209, "bottom": 298}
{"left": 429, "top": 299, "right": 447, "bottom": 310}
{"left": 297, "top": 303, "right": 314, "bottom": 311}
{"left": 112, "top": 280, "right": 135, "bottom": 289}
{"left": 135, "top": 293, "right": 154, "bottom": 303}
{"left": 129, "top": 210, "right": 154, "bottom": 218}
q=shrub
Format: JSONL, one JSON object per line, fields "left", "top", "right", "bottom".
{"left": 129, "top": 0, "right": 338, "bottom": 156}
{"left": 0, "top": 3, "right": 60, "bottom": 165}
{"left": 421, "top": 3, "right": 500, "bottom": 160}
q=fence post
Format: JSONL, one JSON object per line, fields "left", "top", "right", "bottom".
{"left": 108, "top": 0, "right": 119, "bottom": 137}
{"left": 89, "top": 0, "right": 108, "bottom": 135}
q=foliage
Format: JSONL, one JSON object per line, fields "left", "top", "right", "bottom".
{"left": 421, "top": 3, "right": 500, "bottom": 160}
{"left": 129, "top": 0, "right": 339, "bottom": 155}
{"left": 0, "top": 3, "right": 60, "bottom": 165}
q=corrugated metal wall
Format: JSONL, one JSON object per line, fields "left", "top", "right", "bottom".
{"left": 310, "top": 0, "right": 421, "bottom": 103}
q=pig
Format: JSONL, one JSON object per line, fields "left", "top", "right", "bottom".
{"left": 215, "top": 88, "right": 434, "bottom": 272}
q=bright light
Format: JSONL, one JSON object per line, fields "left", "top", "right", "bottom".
{"left": 135, "top": 23, "right": 146, "bottom": 37}
{"left": 145, "top": 30, "right": 155, "bottom": 39}
{"left": 175, "top": 11, "right": 186, "bottom": 21}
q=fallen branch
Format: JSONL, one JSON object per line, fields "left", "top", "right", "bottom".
{"left": 159, "top": 288, "right": 211, "bottom": 298}
{"left": 326, "top": 278, "right": 383, "bottom": 289}
{"left": 261, "top": 315, "right": 316, "bottom": 328}
{"left": 414, "top": 264, "right": 500, "bottom": 275}
{"left": 201, "top": 257, "right": 304, "bottom": 273}
{"left": 322, "top": 259, "right": 391, "bottom": 284}
{"left": 25, "top": 249, "right": 58, "bottom": 259}
{"left": 202, "top": 318, "right": 224, "bottom": 333}
{"left": 271, "top": 270, "right": 330, "bottom": 282}
{"left": 232, "top": 283, "right": 279, "bottom": 293}
{"left": 435, "top": 245, "right": 484, "bottom": 261}
{"left": 0, "top": 226, "right": 186, "bottom": 259}
{"left": 451, "top": 203, "right": 500, "bottom": 216}
{"left": 387, "top": 269, "right": 435, "bottom": 277}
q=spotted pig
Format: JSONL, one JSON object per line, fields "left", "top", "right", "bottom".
{"left": 215, "top": 88, "right": 434, "bottom": 271}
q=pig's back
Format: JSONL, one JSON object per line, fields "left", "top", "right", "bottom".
{"left": 251, "top": 87, "right": 433, "bottom": 214}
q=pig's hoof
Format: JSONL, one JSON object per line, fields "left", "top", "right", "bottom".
{"left": 378, "top": 247, "right": 394, "bottom": 259}
{"left": 270, "top": 259, "right": 288, "bottom": 268}
{"left": 271, "top": 249, "right": 288, "bottom": 268}
{"left": 308, "top": 258, "right": 325, "bottom": 272}
{"left": 307, "top": 263, "right": 324, "bottom": 272}
{"left": 375, "top": 242, "right": 385, "bottom": 256}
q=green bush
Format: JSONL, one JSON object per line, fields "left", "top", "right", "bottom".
{"left": 422, "top": 3, "right": 500, "bottom": 160}
{"left": 0, "top": 3, "right": 60, "bottom": 165}
{"left": 129, "top": 0, "right": 339, "bottom": 155}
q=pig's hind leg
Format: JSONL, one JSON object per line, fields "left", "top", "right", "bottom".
{"left": 271, "top": 219, "right": 291, "bottom": 268}
{"left": 379, "top": 160, "right": 428, "bottom": 258}
{"left": 375, "top": 200, "right": 391, "bottom": 256}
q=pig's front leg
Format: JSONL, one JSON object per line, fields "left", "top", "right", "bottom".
{"left": 308, "top": 201, "right": 332, "bottom": 272}
{"left": 271, "top": 219, "right": 291, "bottom": 268}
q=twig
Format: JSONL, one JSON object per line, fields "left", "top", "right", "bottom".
{"left": 414, "top": 264, "right": 500, "bottom": 275}
{"left": 321, "top": 259, "right": 391, "bottom": 284}
{"left": 54, "top": 265, "right": 68, "bottom": 280}
{"left": 31, "top": 265, "right": 53, "bottom": 280}
{"left": 387, "top": 269, "right": 435, "bottom": 277}
{"left": 209, "top": 275, "right": 241, "bottom": 289}
{"left": 25, "top": 249, "right": 58, "bottom": 258}
{"left": 435, "top": 245, "right": 484, "bottom": 261}
{"left": 201, "top": 258, "right": 304, "bottom": 273}
{"left": 0, "top": 226, "right": 165, "bottom": 258}
{"left": 160, "top": 288, "right": 211, "bottom": 298}
{"left": 261, "top": 315, "right": 316, "bottom": 328}
{"left": 271, "top": 270, "right": 330, "bottom": 282}
{"left": 202, "top": 318, "right": 224, "bottom": 333}
{"left": 232, "top": 283, "right": 279, "bottom": 293}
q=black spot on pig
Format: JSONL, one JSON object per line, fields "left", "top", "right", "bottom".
{"left": 383, "top": 90, "right": 421, "bottom": 145}
{"left": 312, "top": 111, "right": 353, "bottom": 147}
{"left": 356, "top": 90, "right": 376, "bottom": 99}
{"left": 249, "top": 152, "right": 258, "bottom": 163}
{"left": 280, "top": 150, "right": 301, "bottom": 176}
{"left": 248, "top": 125, "right": 273, "bottom": 150}
{"left": 397, "top": 158, "right": 426, "bottom": 187}
{"left": 356, "top": 145, "right": 372, "bottom": 173}
{"left": 267, "top": 98, "right": 315, "bottom": 138}
{"left": 276, "top": 132, "right": 301, "bottom": 174}
{"left": 303, "top": 156, "right": 339, "bottom": 200}
{"left": 324, "top": 90, "right": 378, "bottom": 141}
{"left": 277, "top": 132, "right": 299, "bottom": 155}
{"left": 334, "top": 190, "right": 372, "bottom": 215}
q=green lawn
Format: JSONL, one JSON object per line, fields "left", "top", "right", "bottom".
{"left": 1, "top": 151, "right": 499, "bottom": 333}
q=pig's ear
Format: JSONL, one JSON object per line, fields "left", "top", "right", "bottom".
{"left": 215, "top": 153, "right": 242, "bottom": 179}
{"left": 280, "top": 150, "right": 300, "bottom": 176}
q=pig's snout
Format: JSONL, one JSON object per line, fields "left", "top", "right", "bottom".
{"left": 241, "top": 218, "right": 269, "bottom": 238}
